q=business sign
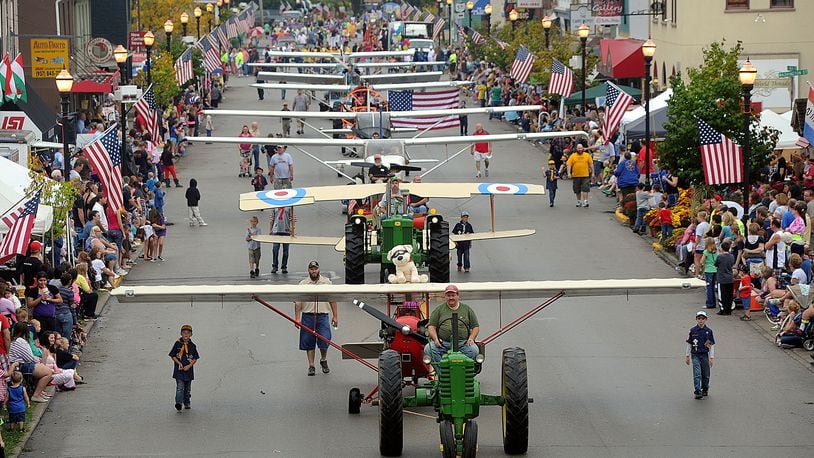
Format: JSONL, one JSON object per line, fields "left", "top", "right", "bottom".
{"left": 129, "top": 31, "right": 146, "bottom": 50}
{"left": 29, "top": 38, "right": 70, "bottom": 79}
{"left": 87, "top": 37, "right": 114, "bottom": 65}
{"left": 517, "top": 0, "right": 543, "bottom": 8}
{"left": 570, "top": 4, "right": 593, "bottom": 27}
{"left": 593, "top": 0, "right": 623, "bottom": 25}
{"left": 0, "top": 111, "right": 43, "bottom": 139}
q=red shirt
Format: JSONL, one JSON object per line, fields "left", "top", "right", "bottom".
{"left": 0, "top": 314, "right": 9, "bottom": 355}
{"left": 739, "top": 275, "right": 752, "bottom": 299}
{"left": 473, "top": 129, "right": 490, "bottom": 153}
{"left": 658, "top": 208, "right": 673, "bottom": 225}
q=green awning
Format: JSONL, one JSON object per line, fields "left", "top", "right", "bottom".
{"left": 564, "top": 82, "right": 641, "bottom": 106}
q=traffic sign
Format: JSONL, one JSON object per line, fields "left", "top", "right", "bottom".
{"left": 778, "top": 68, "right": 807, "bottom": 77}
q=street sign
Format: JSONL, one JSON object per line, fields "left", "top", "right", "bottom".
{"left": 129, "top": 31, "right": 145, "bottom": 50}
{"left": 787, "top": 65, "right": 797, "bottom": 71}
{"left": 779, "top": 68, "right": 808, "bottom": 77}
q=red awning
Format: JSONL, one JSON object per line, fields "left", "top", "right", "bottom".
{"left": 599, "top": 39, "right": 645, "bottom": 80}
{"left": 71, "top": 71, "right": 120, "bottom": 94}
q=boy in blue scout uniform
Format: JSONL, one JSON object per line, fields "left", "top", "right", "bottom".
{"left": 685, "top": 310, "right": 715, "bottom": 399}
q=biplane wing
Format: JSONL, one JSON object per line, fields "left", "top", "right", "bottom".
{"left": 248, "top": 62, "right": 339, "bottom": 69}
{"left": 450, "top": 229, "right": 536, "bottom": 242}
{"left": 202, "top": 105, "right": 546, "bottom": 120}
{"left": 251, "top": 80, "right": 472, "bottom": 92}
{"left": 252, "top": 234, "right": 343, "bottom": 246}
{"left": 354, "top": 61, "right": 446, "bottom": 68}
{"left": 111, "top": 278, "right": 705, "bottom": 303}
{"left": 257, "top": 71, "right": 344, "bottom": 84}
{"left": 262, "top": 50, "right": 416, "bottom": 61}
{"left": 359, "top": 72, "right": 443, "bottom": 84}
{"left": 239, "top": 183, "right": 386, "bottom": 211}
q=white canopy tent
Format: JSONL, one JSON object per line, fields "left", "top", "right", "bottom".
{"left": 621, "top": 88, "right": 673, "bottom": 127}
{"left": 0, "top": 156, "right": 54, "bottom": 235}
{"left": 759, "top": 109, "right": 800, "bottom": 150}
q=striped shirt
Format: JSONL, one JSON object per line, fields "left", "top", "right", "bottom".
{"left": 9, "top": 337, "right": 38, "bottom": 363}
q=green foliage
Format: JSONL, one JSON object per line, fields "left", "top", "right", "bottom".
{"left": 23, "top": 173, "right": 79, "bottom": 241}
{"left": 150, "top": 52, "right": 181, "bottom": 108}
{"left": 660, "top": 41, "right": 778, "bottom": 186}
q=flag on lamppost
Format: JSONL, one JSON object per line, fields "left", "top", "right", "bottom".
{"left": 84, "top": 124, "right": 124, "bottom": 212}
{"left": 510, "top": 46, "right": 535, "bottom": 84}
{"left": 696, "top": 117, "right": 744, "bottom": 186}
{"left": 547, "top": 59, "right": 574, "bottom": 98}
{"left": 134, "top": 85, "right": 159, "bottom": 143}
{"left": 0, "top": 190, "right": 42, "bottom": 264}
{"left": 601, "top": 82, "right": 634, "bottom": 141}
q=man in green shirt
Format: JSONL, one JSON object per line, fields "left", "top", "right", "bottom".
{"left": 425, "top": 284, "right": 480, "bottom": 363}
{"left": 488, "top": 84, "right": 502, "bottom": 120}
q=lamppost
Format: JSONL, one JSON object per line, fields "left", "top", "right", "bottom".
{"left": 55, "top": 69, "right": 73, "bottom": 182}
{"left": 739, "top": 58, "right": 757, "bottom": 226}
{"left": 642, "top": 38, "right": 656, "bottom": 184}
{"left": 207, "top": 3, "right": 214, "bottom": 32}
{"left": 466, "top": 1, "right": 474, "bottom": 28}
{"left": 164, "top": 19, "right": 174, "bottom": 51}
{"left": 542, "top": 15, "right": 552, "bottom": 50}
{"left": 144, "top": 31, "right": 154, "bottom": 86}
{"left": 446, "top": 0, "right": 453, "bottom": 46}
{"left": 114, "top": 45, "right": 128, "bottom": 85}
{"left": 180, "top": 11, "right": 189, "bottom": 37}
{"left": 509, "top": 9, "right": 518, "bottom": 36}
{"left": 114, "top": 45, "right": 129, "bottom": 175}
{"left": 484, "top": 4, "right": 492, "bottom": 33}
{"left": 194, "top": 7, "right": 202, "bottom": 40}
{"left": 578, "top": 22, "right": 589, "bottom": 112}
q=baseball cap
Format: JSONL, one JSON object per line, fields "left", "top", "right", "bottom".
{"left": 696, "top": 311, "right": 708, "bottom": 318}
{"left": 374, "top": 153, "right": 382, "bottom": 160}
{"left": 444, "top": 284, "right": 459, "bottom": 294}
{"left": 29, "top": 241, "right": 43, "bottom": 251}
{"left": 308, "top": 260, "right": 319, "bottom": 268}
{"left": 390, "top": 176, "right": 400, "bottom": 183}
{"left": 548, "top": 160, "right": 555, "bottom": 165}
{"left": 461, "top": 211, "right": 470, "bottom": 217}
{"left": 181, "top": 324, "right": 193, "bottom": 332}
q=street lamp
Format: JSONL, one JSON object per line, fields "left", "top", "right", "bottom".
{"left": 55, "top": 69, "right": 73, "bottom": 182}
{"left": 194, "top": 7, "right": 202, "bottom": 40}
{"left": 206, "top": 3, "right": 214, "bottom": 32}
{"left": 114, "top": 45, "right": 128, "bottom": 85}
{"left": 578, "top": 22, "right": 589, "bottom": 111}
{"left": 739, "top": 58, "right": 757, "bottom": 226}
{"left": 542, "top": 15, "right": 552, "bottom": 49}
{"left": 144, "top": 31, "right": 155, "bottom": 86}
{"left": 436, "top": 0, "right": 443, "bottom": 41}
{"left": 217, "top": 0, "right": 222, "bottom": 6}
{"left": 180, "top": 11, "right": 189, "bottom": 37}
{"left": 446, "top": 0, "right": 453, "bottom": 45}
{"left": 642, "top": 38, "right": 656, "bottom": 184}
{"left": 466, "top": 1, "right": 474, "bottom": 28}
{"left": 164, "top": 19, "right": 174, "bottom": 51}
{"left": 484, "top": 4, "right": 492, "bottom": 33}
{"left": 509, "top": 9, "right": 518, "bottom": 36}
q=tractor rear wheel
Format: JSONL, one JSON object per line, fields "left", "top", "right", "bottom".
{"left": 428, "top": 220, "right": 450, "bottom": 283}
{"left": 348, "top": 387, "right": 362, "bottom": 414}
{"left": 501, "top": 347, "right": 529, "bottom": 455}
{"left": 439, "top": 420, "right": 456, "bottom": 458}
{"left": 378, "top": 350, "right": 403, "bottom": 456}
{"left": 345, "top": 223, "right": 365, "bottom": 284}
{"left": 462, "top": 419, "right": 478, "bottom": 458}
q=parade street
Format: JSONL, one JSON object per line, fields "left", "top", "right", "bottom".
{"left": 23, "top": 77, "right": 814, "bottom": 458}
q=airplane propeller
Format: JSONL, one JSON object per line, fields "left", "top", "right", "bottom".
{"left": 353, "top": 299, "right": 428, "bottom": 344}
{"left": 348, "top": 162, "right": 423, "bottom": 173}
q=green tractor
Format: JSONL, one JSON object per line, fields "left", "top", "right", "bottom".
{"left": 374, "top": 312, "right": 530, "bottom": 457}
{"left": 344, "top": 198, "right": 450, "bottom": 284}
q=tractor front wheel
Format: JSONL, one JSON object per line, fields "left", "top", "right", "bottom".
{"left": 345, "top": 222, "right": 366, "bottom": 284}
{"left": 348, "top": 387, "right": 362, "bottom": 414}
{"left": 428, "top": 220, "right": 450, "bottom": 283}
{"left": 462, "top": 419, "right": 478, "bottom": 458}
{"left": 378, "top": 350, "right": 403, "bottom": 456}
{"left": 501, "top": 347, "right": 529, "bottom": 455}
{"left": 439, "top": 420, "right": 456, "bottom": 458}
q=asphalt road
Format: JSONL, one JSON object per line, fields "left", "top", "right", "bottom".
{"left": 23, "top": 75, "right": 814, "bottom": 458}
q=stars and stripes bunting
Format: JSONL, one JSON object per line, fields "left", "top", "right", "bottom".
{"left": 388, "top": 89, "right": 461, "bottom": 130}
{"left": 510, "top": 45, "right": 535, "bottom": 84}
{"left": 84, "top": 124, "right": 124, "bottom": 212}
{"left": 601, "top": 82, "right": 634, "bottom": 141}
{"left": 696, "top": 118, "right": 744, "bottom": 186}
{"left": 547, "top": 58, "right": 574, "bottom": 98}
{"left": 0, "top": 190, "right": 41, "bottom": 264}
{"left": 174, "top": 48, "right": 194, "bottom": 86}
{"left": 134, "top": 85, "right": 159, "bottom": 143}
{"left": 433, "top": 19, "right": 446, "bottom": 41}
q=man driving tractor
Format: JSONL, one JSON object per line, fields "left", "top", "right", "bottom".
{"left": 425, "top": 284, "right": 480, "bottom": 363}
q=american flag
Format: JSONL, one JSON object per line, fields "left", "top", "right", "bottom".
{"left": 601, "top": 82, "right": 634, "bottom": 141}
{"left": 0, "top": 195, "right": 26, "bottom": 229}
{"left": 412, "top": 9, "right": 423, "bottom": 21}
{"left": 226, "top": 19, "right": 238, "bottom": 39}
{"left": 697, "top": 118, "right": 743, "bottom": 185}
{"left": 0, "top": 190, "right": 41, "bottom": 264}
{"left": 548, "top": 59, "right": 574, "bottom": 98}
{"left": 388, "top": 89, "right": 460, "bottom": 130}
{"left": 402, "top": 3, "right": 415, "bottom": 18}
{"left": 492, "top": 37, "right": 508, "bottom": 51}
{"left": 424, "top": 12, "right": 435, "bottom": 22}
{"left": 216, "top": 26, "right": 230, "bottom": 50}
{"left": 469, "top": 28, "right": 487, "bottom": 45}
{"left": 134, "top": 85, "right": 159, "bottom": 143}
{"left": 199, "top": 35, "right": 223, "bottom": 74}
{"left": 84, "top": 124, "right": 124, "bottom": 212}
{"left": 433, "top": 19, "right": 446, "bottom": 41}
{"left": 456, "top": 25, "right": 466, "bottom": 42}
{"left": 175, "top": 48, "right": 194, "bottom": 86}
{"left": 510, "top": 45, "right": 535, "bottom": 84}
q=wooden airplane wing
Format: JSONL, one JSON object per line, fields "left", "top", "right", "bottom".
{"left": 450, "top": 229, "right": 536, "bottom": 242}
{"left": 252, "top": 83, "right": 354, "bottom": 92}
{"left": 401, "top": 183, "right": 546, "bottom": 199}
{"left": 403, "top": 131, "right": 591, "bottom": 146}
{"left": 111, "top": 278, "right": 706, "bottom": 303}
{"left": 252, "top": 235, "right": 343, "bottom": 246}
{"left": 257, "top": 71, "right": 344, "bottom": 84}
{"left": 202, "top": 110, "right": 357, "bottom": 120}
{"left": 355, "top": 61, "right": 445, "bottom": 68}
{"left": 247, "top": 62, "right": 339, "bottom": 69}
{"left": 368, "top": 81, "right": 473, "bottom": 91}
{"left": 239, "top": 183, "right": 386, "bottom": 211}
{"left": 186, "top": 136, "right": 367, "bottom": 148}
{"left": 359, "top": 72, "right": 443, "bottom": 84}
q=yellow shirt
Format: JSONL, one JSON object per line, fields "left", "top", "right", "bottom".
{"left": 567, "top": 152, "right": 593, "bottom": 178}
{"left": 76, "top": 274, "right": 92, "bottom": 293}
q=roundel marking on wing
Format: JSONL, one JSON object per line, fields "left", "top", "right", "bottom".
{"left": 256, "top": 188, "right": 307, "bottom": 206}
{"left": 478, "top": 183, "right": 529, "bottom": 195}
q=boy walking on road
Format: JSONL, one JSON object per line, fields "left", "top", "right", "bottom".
{"left": 453, "top": 212, "right": 474, "bottom": 272}
{"left": 169, "top": 324, "right": 199, "bottom": 411}
{"left": 543, "top": 160, "right": 559, "bottom": 207}
{"left": 685, "top": 311, "right": 715, "bottom": 400}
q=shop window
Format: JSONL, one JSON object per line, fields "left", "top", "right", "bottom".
{"left": 725, "top": 0, "right": 749, "bottom": 9}
{"left": 770, "top": 0, "right": 793, "bottom": 8}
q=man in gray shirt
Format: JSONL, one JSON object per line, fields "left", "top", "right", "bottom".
{"left": 292, "top": 89, "right": 310, "bottom": 135}
{"left": 714, "top": 240, "right": 735, "bottom": 315}
{"left": 269, "top": 206, "right": 292, "bottom": 274}
{"left": 269, "top": 145, "right": 293, "bottom": 189}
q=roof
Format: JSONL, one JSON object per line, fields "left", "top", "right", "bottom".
{"left": 72, "top": 71, "right": 120, "bottom": 94}
{"left": 599, "top": 39, "right": 646, "bottom": 80}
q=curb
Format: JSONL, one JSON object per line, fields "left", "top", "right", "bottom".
{"left": 10, "top": 291, "right": 112, "bottom": 458}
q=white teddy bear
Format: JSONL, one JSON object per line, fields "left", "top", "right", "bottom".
{"left": 387, "top": 245, "right": 429, "bottom": 284}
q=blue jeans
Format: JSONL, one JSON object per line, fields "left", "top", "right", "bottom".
{"left": 456, "top": 247, "right": 470, "bottom": 269}
{"left": 668, "top": 193, "right": 678, "bottom": 207}
{"left": 548, "top": 188, "right": 556, "bottom": 205}
{"left": 272, "top": 242, "right": 289, "bottom": 270}
{"left": 55, "top": 311, "right": 73, "bottom": 344}
{"left": 691, "top": 353, "right": 710, "bottom": 394}
{"left": 424, "top": 340, "right": 479, "bottom": 364}
{"left": 633, "top": 208, "right": 648, "bottom": 231}
{"left": 661, "top": 224, "right": 673, "bottom": 244}
{"left": 175, "top": 379, "right": 191, "bottom": 406}
{"left": 705, "top": 272, "right": 717, "bottom": 308}
{"left": 252, "top": 146, "right": 261, "bottom": 172}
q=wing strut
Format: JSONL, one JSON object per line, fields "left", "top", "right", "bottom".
{"left": 490, "top": 194, "right": 496, "bottom": 233}
{"left": 290, "top": 145, "right": 357, "bottom": 181}
{"left": 419, "top": 144, "right": 471, "bottom": 179}
{"left": 479, "top": 291, "right": 566, "bottom": 346}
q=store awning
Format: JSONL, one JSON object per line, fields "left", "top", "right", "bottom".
{"left": 71, "top": 71, "right": 119, "bottom": 94}
{"left": 598, "top": 39, "right": 646, "bottom": 80}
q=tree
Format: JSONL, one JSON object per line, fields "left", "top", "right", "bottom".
{"left": 131, "top": 0, "right": 191, "bottom": 36}
{"left": 149, "top": 52, "right": 182, "bottom": 108}
{"left": 660, "top": 41, "right": 778, "bottom": 186}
